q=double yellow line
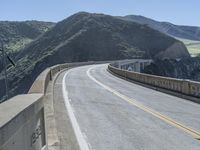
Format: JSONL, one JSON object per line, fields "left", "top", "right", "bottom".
{"left": 114, "top": 91, "right": 200, "bottom": 140}
{"left": 87, "top": 66, "right": 200, "bottom": 140}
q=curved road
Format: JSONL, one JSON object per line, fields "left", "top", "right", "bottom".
{"left": 60, "top": 64, "right": 200, "bottom": 150}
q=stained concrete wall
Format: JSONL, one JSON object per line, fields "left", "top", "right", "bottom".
{"left": 0, "top": 94, "right": 46, "bottom": 150}
{"left": 108, "top": 64, "right": 200, "bottom": 103}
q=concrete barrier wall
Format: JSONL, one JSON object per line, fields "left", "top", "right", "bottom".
{"left": 108, "top": 64, "right": 200, "bottom": 101}
{"left": 28, "top": 69, "right": 51, "bottom": 94}
{"left": 50, "top": 65, "right": 61, "bottom": 79}
{"left": 0, "top": 94, "right": 46, "bottom": 150}
{"left": 28, "top": 62, "right": 100, "bottom": 95}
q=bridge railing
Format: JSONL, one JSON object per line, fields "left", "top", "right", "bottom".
{"left": 108, "top": 64, "right": 200, "bottom": 103}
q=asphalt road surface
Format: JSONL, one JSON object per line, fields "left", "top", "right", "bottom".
{"left": 61, "top": 64, "right": 200, "bottom": 150}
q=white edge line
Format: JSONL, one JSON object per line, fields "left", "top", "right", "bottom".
{"left": 87, "top": 65, "right": 116, "bottom": 93}
{"left": 62, "top": 70, "right": 90, "bottom": 150}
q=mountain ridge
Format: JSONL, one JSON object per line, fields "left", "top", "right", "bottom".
{"left": 16, "top": 12, "right": 189, "bottom": 61}
{"left": 119, "top": 15, "right": 200, "bottom": 41}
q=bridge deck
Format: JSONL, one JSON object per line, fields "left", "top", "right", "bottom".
{"left": 55, "top": 64, "right": 200, "bottom": 150}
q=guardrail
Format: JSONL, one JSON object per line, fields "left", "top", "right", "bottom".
{"left": 108, "top": 64, "right": 200, "bottom": 103}
{"left": 0, "top": 61, "right": 109, "bottom": 150}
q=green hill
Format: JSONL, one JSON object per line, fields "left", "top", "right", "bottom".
{"left": 0, "top": 20, "right": 55, "bottom": 74}
{"left": 0, "top": 12, "right": 190, "bottom": 101}
{"left": 176, "top": 38, "right": 200, "bottom": 56}
{"left": 118, "top": 15, "right": 200, "bottom": 56}
{"left": 119, "top": 15, "right": 200, "bottom": 41}
{"left": 0, "top": 20, "right": 55, "bottom": 53}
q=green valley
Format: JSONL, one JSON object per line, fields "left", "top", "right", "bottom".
{"left": 177, "top": 38, "right": 200, "bottom": 55}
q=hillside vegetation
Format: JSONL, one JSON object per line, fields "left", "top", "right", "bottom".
{"left": 118, "top": 15, "right": 200, "bottom": 56}
{"left": 0, "top": 21, "right": 55, "bottom": 53}
{"left": 119, "top": 15, "right": 200, "bottom": 41}
{"left": 143, "top": 57, "right": 200, "bottom": 81}
{"left": 0, "top": 21, "right": 55, "bottom": 77}
{"left": 0, "top": 12, "right": 190, "bottom": 101}
{"left": 177, "top": 38, "right": 200, "bottom": 56}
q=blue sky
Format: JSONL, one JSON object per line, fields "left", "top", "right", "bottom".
{"left": 1, "top": 0, "right": 200, "bottom": 26}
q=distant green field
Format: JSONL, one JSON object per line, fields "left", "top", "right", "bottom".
{"left": 177, "top": 38, "right": 200, "bottom": 56}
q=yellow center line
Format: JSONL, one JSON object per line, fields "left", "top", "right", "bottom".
{"left": 87, "top": 66, "right": 200, "bottom": 140}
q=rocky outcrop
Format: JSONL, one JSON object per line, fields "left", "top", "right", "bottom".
{"left": 155, "top": 42, "right": 190, "bottom": 59}
{"left": 143, "top": 57, "right": 200, "bottom": 81}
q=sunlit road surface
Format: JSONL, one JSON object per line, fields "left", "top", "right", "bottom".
{"left": 61, "top": 64, "right": 200, "bottom": 150}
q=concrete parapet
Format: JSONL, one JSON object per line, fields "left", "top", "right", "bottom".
{"left": 0, "top": 94, "right": 46, "bottom": 150}
{"left": 28, "top": 69, "right": 51, "bottom": 94}
{"left": 108, "top": 64, "right": 200, "bottom": 103}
